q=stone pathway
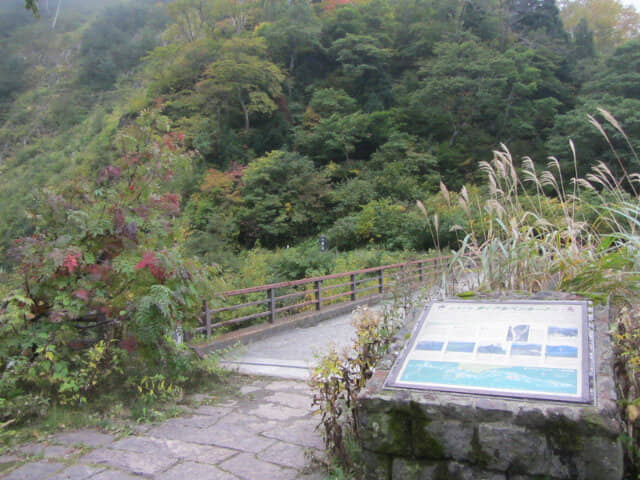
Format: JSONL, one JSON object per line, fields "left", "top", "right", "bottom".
{"left": 0, "top": 378, "right": 325, "bottom": 480}
{"left": 0, "top": 304, "right": 395, "bottom": 479}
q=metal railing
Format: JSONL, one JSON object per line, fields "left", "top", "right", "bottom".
{"left": 193, "top": 256, "right": 451, "bottom": 339}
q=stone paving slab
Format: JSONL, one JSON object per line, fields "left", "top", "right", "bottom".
{"left": 2, "top": 362, "right": 328, "bottom": 480}
{"left": 257, "top": 441, "right": 314, "bottom": 469}
{"left": 153, "top": 413, "right": 222, "bottom": 429}
{"left": 16, "top": 444, "right": 75, "bottom": 459}
{"left": 3, "top": 461, "right": 65, "bottom": 480}
{"left": 192, "top": 405, "right": 235, "bottom": 418}
{"left": 155, "top": 461, "right": 240, "bottom": 480}
{"left": 91, "top": 470, "right": 141, "bottom": 479}
{"left": 239, "top": 385, "right": 262, "bottom": 395}
{"left": 264, "top": 380, "right": 313, "bottom": 394}
{"left": 194, "top": 426, "right": 277, "bottom": 453}
{"left": 251, "top": 403, "right": 309, "bottom": 421}
{"left": 110, "top": 436, "right": 237, "bottom": 464}
{"left": 207, "top": 412, "right": 278, "bottom": 434}
{"left": 46, "top": 464, "right": 105, "bottom": 480}
{"left": 222, "top": 361, "right": 310, "bottom": 379}
{"left": 79, "top": 447, "right": 179, "bottom": 475}
{"left": 265, "top": 391, "right": 314, "bottom": 411}
{"left": 145, "top": 421, "right": 203, "bottom": 441}
{"left": 263, "top": 419, "right": 324, "bottom": 450}
{"left": 219, "top": 452, "right": 299, "bottom": 480}
{"left": 50, "top": 430, "right": 115, "bottom": 448}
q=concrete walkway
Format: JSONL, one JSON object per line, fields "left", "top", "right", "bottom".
{"left": 221, "top": 309, "right": 359, "bottom": 379}
{"left": 0, "top": 378, "right": 325, "bottom": 480}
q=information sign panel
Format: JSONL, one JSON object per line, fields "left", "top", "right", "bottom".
{"left": 386, "top": 300, "right": 591, "bottom": 403}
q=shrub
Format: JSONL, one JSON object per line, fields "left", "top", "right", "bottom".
{"left": 0, "top": 109, "right": 216, "bottom": 422}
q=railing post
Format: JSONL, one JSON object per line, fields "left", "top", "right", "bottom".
{"left": 351, "top": 274, "right": 357, "bottom": 301}
{"left": 204, "top": 300, "right": 211, "bottom": 339}
{"left": 315, "top": 280, "right": 322, "bottom": 311}
{"left": 419, "top": 262, "right": 424, "bottom": 282}
{"left": 378, "top": 269, "right": 384, "bottom": 294}
{"left": 268, "top": 288, "right": 276, "bottom": 323}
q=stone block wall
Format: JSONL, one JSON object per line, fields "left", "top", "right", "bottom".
{"left": 357, "top": 293, "right": 623, "bottom": 480}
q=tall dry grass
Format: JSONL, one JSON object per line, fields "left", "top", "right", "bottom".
{"left": 443, "top": 110, "right": 640, "bottom": 297}
{"left": 437, "top": 109, "right": 640, "bottom": 473}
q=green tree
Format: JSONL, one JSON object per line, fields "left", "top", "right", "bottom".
{"left": 401, "top": 34, "right": 568, "bottom": 183}
{"left": 237, "top": 151, "right": 329, "bottom": 247}
{"left": 24, "top": 0, "right": 38, "bottom": 15}
{"left": 391, "top": 0, "right": 458, "bottom": 68}
{"left": 559, "top": 0, "right": 640, "bottom": 52}
{"left": 367, "top": 133, "right": 440, "bottom": 201}
{"left": 584, "top": 37, "right": 640, "bottom": 98}
{"left": 77, "top": 3, "right": 165, "bottom": 91}
{"left": 547, "top": 39, "right": 640, "bottom": 178}
{"left": 330, "top": 33, "right": 394, "bottom": 110}
{"left": 295, "top": 88, "right": 392, "bottom": 163}
{"left": 0, "top": 55, "right": 27, "bottom": 103}
{"left": 509, "top": 0, "right": 568, "bottom": 41}
{"left": 573, "top": 18, "right": 596, "bottom": 57}
{"left": 165, "top": 0, "right": 215, "bottom": 42}
{"left": 257, "top": 1, "right": 321, "bottom": 97}
{"left": 197, "top": 37, "right": 285, "bottom": 131}
{"left": 184, "top": 165, "right": 244, "bottom": 262}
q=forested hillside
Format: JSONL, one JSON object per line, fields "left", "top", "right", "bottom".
{"left": 5, "top": 0, "right": 640, "bottom": 458}
{"left": 1, "top": 0, "right": 639, "bottom": 277}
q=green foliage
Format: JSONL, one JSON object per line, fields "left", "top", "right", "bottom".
{"left": 238, "top": 150, "right": 329, "bottom": 247}
{"left": 197, "top": 37, "right": 285, "bottom": 132}
{"left": 77, "top": 3, "right": 167, "bottom": 91}
{"left": 135, "top": 373, "right": 183, "bottom": 405}
{"left": 0, "top": 108, "right": 217, "bottom": 423}
{"left": 560, "top": 0, "right": 640, "bottom": 53}
{"left": 23, "top": 0, "right": 37, "bottom": 15}
{"left": 2, "top": 0, "right": 629, "bottom": 261}
{"left": 257, "top": 1, "right": 322, "bottom": 84}
{"left": 0, "top": 55, "right": 27, "bottom": 104}
{"left": 547, "top": 39, "right": 640, "bottom": 177}
{"left": 401, "top": 35, "right": 569, "bottom": 183}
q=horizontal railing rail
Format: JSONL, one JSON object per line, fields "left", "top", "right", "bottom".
{"left": 192, "top": 255, "right": 453, "bottom": 340}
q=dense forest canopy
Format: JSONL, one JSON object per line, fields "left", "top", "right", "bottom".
{"left": 1, "top": 0, "right": 639, "bottom": 268}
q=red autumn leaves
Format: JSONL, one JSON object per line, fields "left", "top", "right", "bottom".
{"left": 63, "top": 251, "right": 82, "bottom": 274}
{"left": 135, "top": 251, "right": 167, "bottom": 282}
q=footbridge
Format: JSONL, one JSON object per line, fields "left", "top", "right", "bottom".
{"left": 190, "top": 255, "right": 468, "bottom": 379}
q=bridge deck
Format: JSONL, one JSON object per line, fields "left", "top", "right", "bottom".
{"left": 220, "top": 307, "right": 371, "bottom": 379}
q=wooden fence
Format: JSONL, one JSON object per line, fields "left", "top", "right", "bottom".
{"left": 193, "top": 255, "right": 451, "bottom": 339}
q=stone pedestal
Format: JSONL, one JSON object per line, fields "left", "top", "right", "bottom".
{"left": 357, "top": 293, "right": 623, "bottom": 480}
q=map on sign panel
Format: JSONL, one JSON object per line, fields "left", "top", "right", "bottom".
{"left": 386, "top": 300, "right": 591, "bottom": 403}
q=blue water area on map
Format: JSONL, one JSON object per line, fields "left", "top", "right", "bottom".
{"left": 546, "top": 345, "right": 578, "bottom": 358}
{"left": 400, "top": 360, "right": 578, "bottom": 394}
{"left": 511, "top": 343, "right": 542, "bottom": 356}
{"left": 477, "top": 343, "right": 507, "bottom": 354}
{"left": 548, "top": 326, "right": 578, "bottom": 338}
{"left": 446, "top": 342, "right": 475, "bottom": 353}
{"left": 416, "top": 341, "right": 444, "bottom": 351}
